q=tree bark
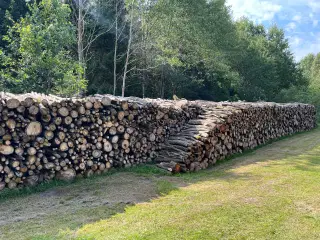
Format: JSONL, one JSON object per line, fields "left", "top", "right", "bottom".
{"left": 113, "top": 0, "right": 118, "bottom": 96}
{"left": 77, "top": 0, "right": 85, "bottom": 81}
{"left": 122, "top": 0, "right": 135, "bottom": 97}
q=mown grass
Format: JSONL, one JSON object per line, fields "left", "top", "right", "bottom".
{"left": 0, "top": 164, "right": 168, "bottom": 202}
{"left": 2, "top": 203, "right": 128, "bottom": 240}
{"left": 155, "top": 180, "right": 178, "bottom": 196}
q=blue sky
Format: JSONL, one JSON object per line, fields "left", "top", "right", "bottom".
{"left": 226, "top": 0, "right": 320, "bottom": 61}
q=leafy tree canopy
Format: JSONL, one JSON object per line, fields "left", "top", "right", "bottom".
{"left": 0, "top": 0, "right": 86, "bottom": 95}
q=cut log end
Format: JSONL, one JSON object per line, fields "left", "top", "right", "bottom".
{"left": 26, "top": 122, "right": 42, "bottom": 136}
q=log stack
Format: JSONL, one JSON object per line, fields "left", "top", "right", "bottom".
{"left": 156, "top": 101, "right": 316, "bottom": 172}
{"left": 0, "top": 92, "right": 316, "bottom": 190}
{"left": 0, "top": 92, "right": 200, "bottom": 189}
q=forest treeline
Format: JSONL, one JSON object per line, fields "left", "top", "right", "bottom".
{"left": 0, "top": 0, "right": 319, "bottom": 107}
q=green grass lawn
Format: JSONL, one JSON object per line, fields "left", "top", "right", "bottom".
{"left": 1, "top": 129, "right": 320, "bottom": 240}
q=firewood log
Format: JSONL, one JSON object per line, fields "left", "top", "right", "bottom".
{"left": 26, "top": 122, "right": 42, "bottom": 136}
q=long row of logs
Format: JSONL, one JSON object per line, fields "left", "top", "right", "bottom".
{"left": 0, "top": 92, "right": 201, "bottom": 190}
{"left": 0, "top": 92, "right": 316, "bottom": 190}
{"left": 156, "top": 101, "right": 316, "bottom": 172}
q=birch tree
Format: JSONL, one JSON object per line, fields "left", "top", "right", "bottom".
{"left": 71, "top": 0, "right": 114, "bottom": 80}
{"left": 113, "top": 0, "right": 126, "bottom": 95}
{"left": 121, "top": 0, "right": 135, "bottom": 97}
{"left": 113, "top": 0, "right": 119, "bottom": 95}
{"left": 121, "top": 0, "right": 157, "bottom": 97}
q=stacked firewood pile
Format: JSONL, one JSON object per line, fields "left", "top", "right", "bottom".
{"left": 156, "top": 101, "right": 316, "bottom": 172}
{"left": 0, "top": 92, "right": 201, "bottom": 190}
{"left": 0, "top": 92, "right": 316, "bottom": 189}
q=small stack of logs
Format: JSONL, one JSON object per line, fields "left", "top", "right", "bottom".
{"left": 156, "top": 101, "right": 316, "bottom": 172}
{"left": 0, "top": 92, "right": 201, "bottom": 190}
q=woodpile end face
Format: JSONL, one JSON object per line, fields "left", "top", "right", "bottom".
{"left": 156, "top": 101, "right": 317, "bottom": 172}
{"left": 0, "top": 92, "right": 316, "bottom": 190}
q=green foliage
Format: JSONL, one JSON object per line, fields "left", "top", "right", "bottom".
{"left": 0, "top": 0, "right": 29, "bottom": 49}
{"left": 0, "top": 0, "right": 86, "bottom": 95}
{"left": 233, "top": 19, "right": 302, "bottom": 101}
{"left": 0, "top": 0, "right": 315, "bottom": 102}
{"left": 122, "top": 1, "right": 301, "bottom": 101}
{"left": 142, "top": 0, "right": 239, "bottom": 99}
{"left": 278, "top": 53, "right": 320, "bottom": 119}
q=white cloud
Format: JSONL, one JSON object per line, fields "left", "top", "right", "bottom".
{"left": 227, "top": 0, "right": 320, "bottom": 60}
{"left": 289, "top": 36, "right": 302, "bottom": 47}
{"left": 294, "top": 42, "right": 320, "bottom": 60}
{"left": 292, "top": 33, "right": 320, "bottom": 61}
{"left": 292, "top": 14, "right": 302, "bottom": 22}
{"left": 308, "top": 0, "right": 320, "bottom": 12}
{"left": 286, "top": 22, "right": 297, "bottom": 31}
{"left": 227, "top": 0, "right": 282, "bottom": 21}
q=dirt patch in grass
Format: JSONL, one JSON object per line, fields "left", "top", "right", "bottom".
{"left": 0, "top": 173, "right": 174, "bottom": 239}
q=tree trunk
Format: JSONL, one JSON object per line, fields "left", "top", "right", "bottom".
{"left": 142, "top": 72, "right": 146, "bottom": 98}
{"left": 113, "top": 0, "right": 118, "bottom": 96}
{"left": 78, "top": 0, "right": 85, "bottom": 81}
{"left": 161, "top": 64, "right": 165, "bottom": 99}
{"left": 122, "top": 1, "right": 134, "bottom": 97}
